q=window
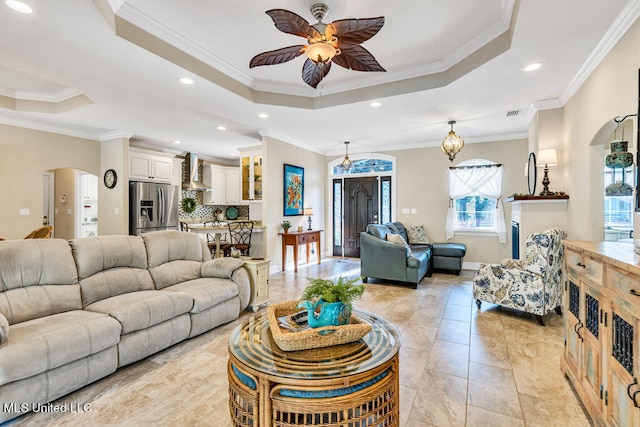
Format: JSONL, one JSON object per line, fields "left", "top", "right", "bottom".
{"left": 604, "top": 167, "right": 633, "bottom": 230}
{"left": 454, "top": 196, "right": 496, "bottom": 230}
{"left": 446, "top": 159, "right": 506, "bottom": 242}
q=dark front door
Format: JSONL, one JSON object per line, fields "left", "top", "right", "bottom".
{"left": 344, "top": 177, "right": 378, "bottom": 258}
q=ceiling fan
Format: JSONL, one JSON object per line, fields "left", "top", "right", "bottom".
{"left": 249, "top": 3, "right": 385, "bottom": 88}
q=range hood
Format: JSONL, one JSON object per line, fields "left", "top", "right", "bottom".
{"left": 182, "top": 152, "right": 211, "bottom": 191}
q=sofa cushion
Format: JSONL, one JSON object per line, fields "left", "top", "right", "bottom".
{"left": 0, "top": 239, "right": 81, "bottom": 324}
{"left": 201, "top": 258, "right": 244, "bottom": 279}
{"left": 390, "top": 222, "right": 410, "bottom": 243}
{"left": 407, "top": 225, "right": 430, "bottom": 244}
{"left": 142, "top": 231, "right": 211, "bottom": 290}
{"left": 84, "top": 290, "right": 193, "bottom": 334}
{"left": 0, "top": 310, "right": 121, "bottom": 386}
{"left": 431, "top": 243, "right": 467, "bottom": 257}
{"left": 163, "top": 278, "right": 240, "bottom": 314}
{"left": 70, "top": 235, "right": 154, "bottom": 306}
{"left": 0, "top": 312, "right": 7, "bottom": 344}
{"left": 366, "top": 224, "right": 391, "bottom": 241}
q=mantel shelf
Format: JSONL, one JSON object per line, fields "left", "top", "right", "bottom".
{"left": 505, "top": 194, "right": 569, "bottom": 202}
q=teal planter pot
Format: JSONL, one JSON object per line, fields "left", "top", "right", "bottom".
{"left": 298, "top": 299, "right": 351, "bottom": 328}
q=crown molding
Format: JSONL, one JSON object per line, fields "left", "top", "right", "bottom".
{"left": 99, "top": 130, "right": 134, "bottom": 141}
{"left": 559, "top": 0, "right": 640, "bottom": 105}
{"left": 116, "top": 2, "right": 255, "bottom": 88}
{"left": 0, "top": 115, "right": 100, "bottom": 140}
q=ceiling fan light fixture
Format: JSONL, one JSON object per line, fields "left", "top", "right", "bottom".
{"left": 441, "top": 121, "right": 465, "bottom": 162}
{"left": 305, "top": 42, "right": 337, "bottom": 63}
{"left": 341, "top": 141, "right": 352, "bottom": 171}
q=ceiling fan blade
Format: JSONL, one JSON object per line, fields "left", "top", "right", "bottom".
{"left": 302, "top": 58, "right": 331, "bottom": 88}
{"left": 332, "top": 45, "right": 385, "bottom": 72}
{"left": 326, "top": 17, "right": 385, "bottom": 45}
{"left": 265, "top": 9, "right": 321, "bottom": 39}
{"left": 250, "top": 45, "right": 305, "bottom": 68}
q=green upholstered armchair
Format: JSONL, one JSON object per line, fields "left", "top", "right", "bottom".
{"left": 360, "top": 222, "right": 432, "bottom": 288}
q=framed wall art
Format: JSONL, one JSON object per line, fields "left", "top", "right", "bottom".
{"left": 283, "top": 164, "right": 304, "bottom": 216}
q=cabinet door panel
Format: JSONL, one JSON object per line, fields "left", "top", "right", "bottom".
{"left": 130, "top": 156, "right": 152, "bottom": 179}
{"left": 152, "top": 158, "right": 172, "bottom": 181}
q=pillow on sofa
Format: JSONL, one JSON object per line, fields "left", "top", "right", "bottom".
{"left": 387, "top": 233, "right": 411, "bottom": 256}
{"left": 0, "top": 312, "right": 8, "bottom": 345}
{"left": 407, "top": 225, "right": 430, "bottom": 244}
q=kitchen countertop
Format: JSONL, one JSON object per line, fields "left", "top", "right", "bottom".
{"left": 181, "top": 218, "right": 262, "bottom": 227}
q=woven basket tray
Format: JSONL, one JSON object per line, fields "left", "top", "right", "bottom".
{"left": 267, "top": 300, "right": 372, "bottom": 352}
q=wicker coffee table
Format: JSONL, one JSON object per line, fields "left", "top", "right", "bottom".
{"left": 227, "top": 309, "right": 401, "bottom": 427}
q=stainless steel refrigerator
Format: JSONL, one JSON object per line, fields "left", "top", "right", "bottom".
{"left": 129, "top": 181, "right": 179, "bottom": 235}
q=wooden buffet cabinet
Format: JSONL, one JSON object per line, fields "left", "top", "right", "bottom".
{"left": 562, "top": 241, "right": 640, "bottom": 425}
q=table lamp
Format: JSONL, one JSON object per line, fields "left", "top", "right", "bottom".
{"left": 537, "top": 149, "right": 558, "bottom": 196}
{"left": 304, "top": 208, "right": 313, "bottom": 230}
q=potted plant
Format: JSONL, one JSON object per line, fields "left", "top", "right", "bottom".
{"left": 298, "top": 276, "right": 365, "bottom": 328}
{"left": 280, "top": 220, "right": 291, "bottom": 233}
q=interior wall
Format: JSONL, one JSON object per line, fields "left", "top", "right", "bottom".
{"left": 53, "top": 168, "right": 77, "bottom": 239}
{"left": 390, "top": 139, "right": 528, "bottom": 265}
{"left": 562, "top": 15, "right": 640, "bottom": 242}
{"left": 100, "top": 138, "right": 129, "bottom": 235}
{"left": 326, "top": 138, "right": 528, "bottom": 265}
{"left": 263, "top": 137, "right": 326, "bottom": 272}
{"left": 0, "top": 124, "right": 99, "bottom": 239}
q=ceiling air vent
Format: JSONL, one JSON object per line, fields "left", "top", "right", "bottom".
{"left": 506, "top": 110, "right": 520, "bottom": 117}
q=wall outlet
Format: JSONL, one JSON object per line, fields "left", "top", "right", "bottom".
{"left": 401, "top": 208, "right": 410, "bottom": 214}
{"left": 114, "top": 208, "right": 120, "bottom": 215}
{"left": 67, "top": 208, "right": 72, "bottom": 215}
{"left": 19, "top": 208, "right": 29, "bottom": 216}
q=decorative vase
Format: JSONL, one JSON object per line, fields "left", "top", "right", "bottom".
{"left": 605, "top": 140, "right": 633, "bottom": 169}
{"left": 215, "top": 211, "right": 225, "bottom": 221}
{"left": 298, "top": 299, "right": 351, "bottom": 328}
{"left": 283, "top": 228, "right": 289, "bottom": 234}
{"left": 230, "top": 247, "right": 240, "bottom": 258}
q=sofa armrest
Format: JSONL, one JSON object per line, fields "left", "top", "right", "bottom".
{"left": 201, "top": 258, "right": 244, "bottom": 279}
{"left": 0, "top": 312, "right": 8, "bottom": 345}
{"left": 231, "top": 268, "right": 251, "bottom": 311}
{"left": 361, "top": 232, "right": 409, "bottom": 264}
{"left": 475, "top": 263, "right": 543, "bottom": 289}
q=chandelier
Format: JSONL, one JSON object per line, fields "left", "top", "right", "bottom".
{"left": 441, "top": 121, "right": 464, "bottom": 162}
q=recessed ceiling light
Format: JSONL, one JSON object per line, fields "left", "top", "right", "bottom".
{"left": 178, "top": 77, "right": 194, "bottom": 85}
{"left": 173, "top": 140, "right": 181, "bottom": 144}
{"left": 5, "top": 0, "right": 34, "bottom": 13}
{"left": 258, "top": 113, "right": 269, "bottom": 119}
{"left": 523, "top": 63, "right": 542, "bottom": 72}
{"left": 370, "top": 101, "right": 382, "bottom": 107}
{"left": 230, "top": 153, "right": 237, "bottom": 157}
{"left": 217, "top": 125, "right": 226, "bottom": 131}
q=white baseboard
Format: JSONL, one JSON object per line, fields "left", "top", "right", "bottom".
{"left": 462, "top": 261, "right": 481, "bottom": 271}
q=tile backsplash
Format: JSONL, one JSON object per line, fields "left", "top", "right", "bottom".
{"left": 179, "top": 190, "right": 248, "bottom": 220}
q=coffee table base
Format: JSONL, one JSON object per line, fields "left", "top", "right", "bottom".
{"left": 228, "top": 354, "right": 399, "bottom": 427}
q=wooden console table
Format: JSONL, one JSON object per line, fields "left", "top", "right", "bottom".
{"left": 278, "top": 230, "right": 322, "bottom": 272}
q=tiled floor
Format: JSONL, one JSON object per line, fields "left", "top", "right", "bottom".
{"left": 8, "top": 257, "right": 590, "bottom": 426}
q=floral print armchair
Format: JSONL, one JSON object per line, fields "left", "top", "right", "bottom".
{"left": 472, "top": 228, "right": 567, "bottom": 325}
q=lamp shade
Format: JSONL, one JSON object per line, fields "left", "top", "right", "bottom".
{"left": 537, "top": 149, "right": 558, "bottom": 167}
{"left": 304, "top": 208, "right": 314, "bottom": 216}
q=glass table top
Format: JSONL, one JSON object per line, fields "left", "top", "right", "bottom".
{"left": 228, "top": 309, "right": 401, "bottom": 380}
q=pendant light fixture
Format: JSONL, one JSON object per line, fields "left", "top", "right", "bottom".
{"left": 441, "top": 121, "right": 465, "bottom": 162}
{"left": 341, "top": 141, "right": 352, "bottom": 172}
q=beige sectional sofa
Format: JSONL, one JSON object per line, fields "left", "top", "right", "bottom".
{"left": 0, "top": 230, "right": 250, "bottom": 423}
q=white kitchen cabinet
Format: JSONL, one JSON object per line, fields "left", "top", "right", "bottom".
{"left": 129, "top": 150, "right": 173, "bottom": 183}
{"left": 203, "top": 165, "right": 241, "bottom": 205}
{"left": 240, "top": 148, "right": 263, "bottom": 202}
